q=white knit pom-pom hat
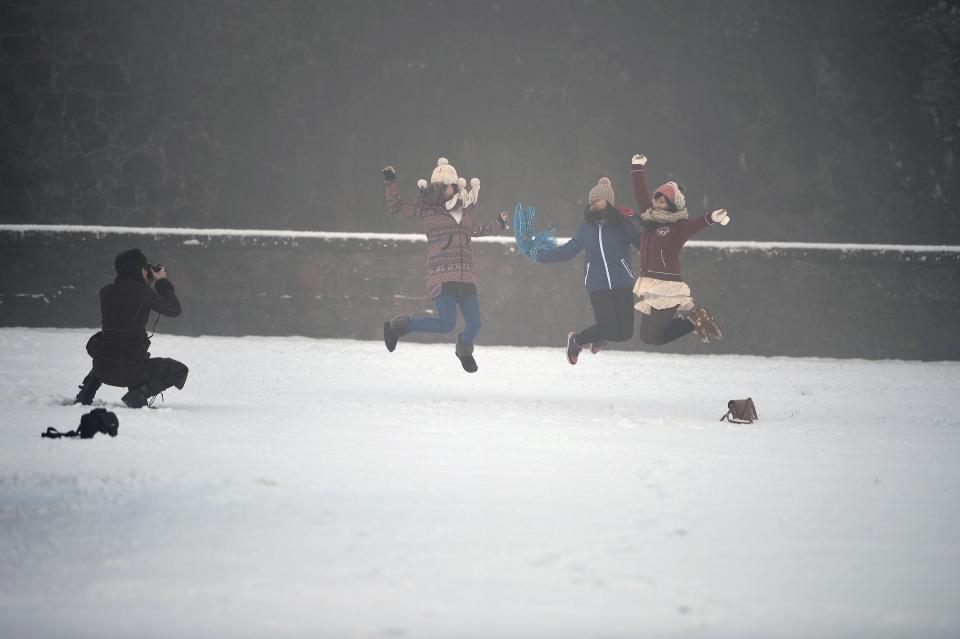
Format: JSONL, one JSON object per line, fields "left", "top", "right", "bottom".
{"left": 430, "top": 157, "right": 459, "bottom": 185}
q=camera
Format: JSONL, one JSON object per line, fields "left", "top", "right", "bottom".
{"left": 41, "top": 408, "right": 119, "bottom": 439}
{"left": 146, "top": 263, "right": 164, "bottom": 280}
{"left": 79, "top": 408, "right": 119, "bottom": 438}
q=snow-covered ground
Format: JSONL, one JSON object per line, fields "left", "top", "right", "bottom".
{"left": 1, "top": 327, "right": 958, "bottom": 638}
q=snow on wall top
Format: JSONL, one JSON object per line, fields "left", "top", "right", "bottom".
{"left": 2, "top": 224, "right": 959, "bottom": 254}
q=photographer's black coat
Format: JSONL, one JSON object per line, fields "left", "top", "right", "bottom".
{"left": 87, "top": 275, "right": 182, "bottom": 386}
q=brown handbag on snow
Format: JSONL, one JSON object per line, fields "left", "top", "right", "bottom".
{"left": 720, "top": 398, "right": 758, "bottom": 424}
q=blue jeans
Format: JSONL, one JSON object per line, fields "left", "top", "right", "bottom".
{"left": 409, "top": 291, "right": 482, "bottom": 345}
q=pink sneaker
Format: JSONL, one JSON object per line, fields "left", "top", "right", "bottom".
{"left": 566, "top": 332, "right": 582, "bottom": 365}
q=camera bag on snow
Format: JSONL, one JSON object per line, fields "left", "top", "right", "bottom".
{"left": 41, "top": 408, "right": 119, "bottom": 439}
{"left": 720, "top": 398, "right": 758, "bottom": 424}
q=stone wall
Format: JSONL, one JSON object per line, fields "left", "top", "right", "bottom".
{"left": 2, "top": 227, "right": 958, "bottom": 360}
{"left": 2, "top": 1, "right": 959, "bottom": 244}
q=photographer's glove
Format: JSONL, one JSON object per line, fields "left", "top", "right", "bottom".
{"left": 382, "top": 165, "right": 396, "bottom": 181}
{"left": 631, "top": 154, "right": 648, "bottom": 167}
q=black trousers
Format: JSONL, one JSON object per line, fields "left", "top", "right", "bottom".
{"left": 86, "top": 357, "right": 189, "bottom": 395}
{"left": 638, "top": 305, "right": 695, "bottom": 345}
{"left": 576, "top": 288, "right": 635, "bottom": 345}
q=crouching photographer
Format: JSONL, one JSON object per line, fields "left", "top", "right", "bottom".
{"left": 73, "top": 248, "right": 189, "bottom": 408}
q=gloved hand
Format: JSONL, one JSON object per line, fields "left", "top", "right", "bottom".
{"left": 513, "top": 202, "right": 557, "bottom": 261}
{"left": 528, "top": 232, "right": 556, "bottom": 262}
{"left": 497, "top": 211, "right": 508, "bottom": 230}
{"left": 382, "top": 165, "right": 396, "bottom": 181}
{"left": 710, "top": 208, "right": 730, "bottom": 225}
{"left": 631, "top": 154, "right": 647, "bottom": 167}
{"left": 417, "top": 179, "right": 429, "bottom": 191}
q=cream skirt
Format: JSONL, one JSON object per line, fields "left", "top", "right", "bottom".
{"left": 633, "top": 277, "right": 695, "bottom": 315}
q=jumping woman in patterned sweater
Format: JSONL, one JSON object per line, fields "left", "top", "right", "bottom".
{"left": 629, "top": 153, "right": 728, "bottom": 345}
{"left": 381, "top": 157, "right": 508, "bottom": 373}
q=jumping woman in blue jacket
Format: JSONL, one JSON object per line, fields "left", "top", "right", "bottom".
{"left": 532, "top": 177, "right": 642, "bottom": 364}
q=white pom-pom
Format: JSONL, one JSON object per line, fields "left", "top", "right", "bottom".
{"left": 458, "top": 177, "right": 466, "bottom": 188}
{"left": 437, "top": 157, "right": 449, "bottom": 166}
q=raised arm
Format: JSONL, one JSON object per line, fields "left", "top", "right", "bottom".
{"left": 677, "top": 208, "right": 730, "bottom": 243}
{"left": 470, "top": 211, "right": 509, "bottom": 237}
{"left": 677, "top": 214, "right": 711, "bottom": 243}
{"left": 630, "top": 154, "right": 653, "bottom": 211}
{"left": 383, "top": 165, "right": 435, "bottom": 220}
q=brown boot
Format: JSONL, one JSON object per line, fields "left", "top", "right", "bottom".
{"left": 383, "top": 315, "right": 411, "bottom": 352}
{"left": 688, "top": 307, "right": 723, "bottom": 342}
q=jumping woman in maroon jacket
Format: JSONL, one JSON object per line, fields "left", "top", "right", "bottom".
{"left": 629, "top": 153, "right": 728, "bottom": 344}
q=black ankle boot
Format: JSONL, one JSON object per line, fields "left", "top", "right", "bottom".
{"left": 121, "top": 386, "right": 150, "bottom": 408}
{"left": 73, "top": 374, "right": 101, "bottom": 406}
{"left": 121, "top": 379, "right": 167, "bottom": 408}
{"left": 455, "top": 336, "right": 478, "bottom": 373}
{"left": 384, "top": 315, "right": 411, "bottom": 352}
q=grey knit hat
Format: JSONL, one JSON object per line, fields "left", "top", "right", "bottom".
{"left": 588, "top": 177, "right": 615, "bottom": 206}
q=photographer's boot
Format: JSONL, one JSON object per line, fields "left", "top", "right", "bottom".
{"left": 73, "top": 372, "right": 101, "bottom": 406}
{"left": 121, "top": 386, "right": 149, "bottom": 409}
{"left": 383, "top": 314, "right": 411, "bottom": 352}
{"left": 121, "top": 380, "right": 165, "bottom": 409}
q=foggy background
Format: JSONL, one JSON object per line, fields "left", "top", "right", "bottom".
{"left": 2, "top": 0, "right": 959, "bottom": 243}
{"left": 3, "top": 6, "right": 960, "bottom": 636}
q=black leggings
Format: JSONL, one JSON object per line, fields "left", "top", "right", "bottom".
{"left": 638, "top": 305, "right": 695, "bottom": 345}
{"left": 576, "top": 288, "right": 635, "bottom": 345}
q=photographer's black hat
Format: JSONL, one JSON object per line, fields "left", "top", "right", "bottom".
{"left": 114, "top": 248, "right": 148, "bottom": 277}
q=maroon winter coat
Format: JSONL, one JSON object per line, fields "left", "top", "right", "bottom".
{"left": 631, "top": 164, "right": 717, "bottom": 282}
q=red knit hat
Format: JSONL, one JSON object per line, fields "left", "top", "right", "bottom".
{"left": 654, "top": 181, "right": 685, "bottom": 210}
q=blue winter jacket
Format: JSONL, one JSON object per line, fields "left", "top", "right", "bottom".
{"left": 537, "top": 217, "right": 643, "bottom": 292}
